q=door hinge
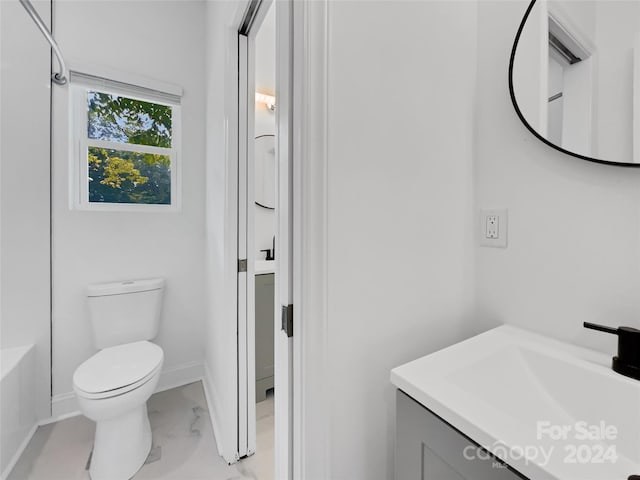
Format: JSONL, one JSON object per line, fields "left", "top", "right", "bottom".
{"left": 281, "top": 304, "right": 293, "bottom": 338}
{"left": 238, "top": 259, "right": 247, "bottom": 272}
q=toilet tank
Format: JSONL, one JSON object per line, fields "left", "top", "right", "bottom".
{"left": 87, "top": 278, "right": 164, "bottom": 349}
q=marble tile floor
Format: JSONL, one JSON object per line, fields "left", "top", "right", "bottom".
{"left": 8, "top": 382, "right": 275, "bottom": 480}
{"left": 240, "top": 391, "right": 274, "bottom": 480}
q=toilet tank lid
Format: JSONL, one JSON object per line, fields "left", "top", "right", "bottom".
{"left": 87, "top": 278, "right": 164, "bottom": 297}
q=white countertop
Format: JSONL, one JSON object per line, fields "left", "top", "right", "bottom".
{"left": 255, "top": 260, "right": 275, "bottom": 275}
{"left": 391, "top": 325, "right": 640, "bottom": 480}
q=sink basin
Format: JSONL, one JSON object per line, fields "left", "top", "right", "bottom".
{"left": 255, "top": 259, "right": 275, "bottom": 275}
{"left": 391, "top": 325, "right": 640, "bottom": 480}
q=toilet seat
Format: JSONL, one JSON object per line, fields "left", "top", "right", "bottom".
{"left": 74, "top": 340, "right": 163, "bottom": 400}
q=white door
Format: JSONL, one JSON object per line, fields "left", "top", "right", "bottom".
{"left": 238, "top": 30, "right": 255, "bottom": 459}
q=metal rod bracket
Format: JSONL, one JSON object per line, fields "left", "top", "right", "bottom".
{"left": 19, "top": 0, "right": 68, "bottom": 85}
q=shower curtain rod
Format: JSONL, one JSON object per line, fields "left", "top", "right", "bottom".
{"left": 19, "top": 0, "right": 67, "bottom": 85}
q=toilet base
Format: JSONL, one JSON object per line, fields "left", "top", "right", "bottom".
{"left": 89, "top": 403, "right": 152, "bottom": 480}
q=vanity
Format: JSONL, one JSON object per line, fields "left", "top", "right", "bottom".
{"left": 255, "top": 260, "right": 275, "bottom": 402}
{"left": 391, "top": 326, "right": 640, "bottom": 480}
{"left": 395, "top": 390, "right": 524, "bottom": 480}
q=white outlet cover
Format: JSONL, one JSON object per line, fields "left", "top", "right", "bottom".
{"left": 480, "top": 209, "right": 508, "bottom": 248}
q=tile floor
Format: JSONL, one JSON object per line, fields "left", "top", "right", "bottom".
{"left": 8, "top": 382, "right": 274, "bottom": 480}
{"left": 238, "top": 392, "right": 274, "bottom": 480}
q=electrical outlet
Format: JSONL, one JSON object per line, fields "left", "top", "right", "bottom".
{"left": 480, "top": 209, "right": 508, "bottom": 248}
{"left": 486, "top": 215, "right": 499, "bottom": 239}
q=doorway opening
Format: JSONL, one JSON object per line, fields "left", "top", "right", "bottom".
{"left": 237, "top": 1, "right": 293, "bottom": 478}
{"left": 546, "top": 12, "right": 594, "bottom": 154}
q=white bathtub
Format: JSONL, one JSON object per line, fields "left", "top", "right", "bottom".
{"left": 1, "top": 345, "right": 37, "bottom": 479}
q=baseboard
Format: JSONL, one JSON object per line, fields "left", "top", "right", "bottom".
{"left": 0, "top": 423, "right": 38, "bottom": 480}
{"left": 50, "top": 361, "right": 205, "bottom": 421}
{"left": 202, "top": 362, "right": 234, "bottom": 464}
{"left": 155, "top": 361, "right": 204, "bottom": 394}
{"left": 50, "top": 391, "right": 80, "bottom": 420}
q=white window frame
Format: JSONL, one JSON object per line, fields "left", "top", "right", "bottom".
{"left": 69, "top": 77, "right": 182, "bottom": 212}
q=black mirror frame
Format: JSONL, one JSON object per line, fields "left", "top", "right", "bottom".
{"left": 508, "top": 0, "right": 640, "bottom": 168}
{"left": 254, "top": 134, "right": 276, "bottom": 210}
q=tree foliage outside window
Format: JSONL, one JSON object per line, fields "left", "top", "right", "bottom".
{"left": 86, "top": 91, "right": 173, "bottom": 205}
{"left": 88, "top": 148, "right": 171, "bottom": 204}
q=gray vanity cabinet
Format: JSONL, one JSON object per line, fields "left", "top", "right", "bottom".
{"left": 395, "top": 391, "right": 527, "bottom": 480}
{"left": 255, "top": 273, "right": 274, "bottom": 402}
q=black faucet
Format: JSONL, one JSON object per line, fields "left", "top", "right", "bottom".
{"left": 260, "top": 237, "right": 276, "bottom": 261}
{"left": 583, "top": 322, "right": 640, "bottom": 381}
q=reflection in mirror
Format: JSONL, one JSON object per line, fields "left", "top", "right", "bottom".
{"left": 255, "top": 134, "right": 276, "bottom": 209}
{"left": 510, "top": 0, "right": 640, "bottom": 166}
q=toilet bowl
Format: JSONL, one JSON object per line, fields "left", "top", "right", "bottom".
{"left": 74, "top": 340, "right": 164, "bottom": 480}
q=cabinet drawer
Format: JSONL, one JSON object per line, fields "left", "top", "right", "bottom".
{"left": 396, "top": 390, "right": 527, "bottom": 480}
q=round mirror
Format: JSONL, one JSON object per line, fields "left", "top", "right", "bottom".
{"left": 510, "top": 0, "right": 640, "bottom": 166}
{"left": 255, "top": 134, "right": 276, "bottom": 209}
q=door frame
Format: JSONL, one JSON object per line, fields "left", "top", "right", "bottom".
{"left": 222, "top": 0, "right": 331, "bottom": 476}
{"left": 237, "top": 0, "right": 291, "bottom": 472}
{"left": 274, "top": 0, "right": 293, "bottom": 477}
{"left": 290, "top": 1, "right": 330, "bottom": 477}
{"left": 237, "top": 29, "right": 254, "bottom": 459}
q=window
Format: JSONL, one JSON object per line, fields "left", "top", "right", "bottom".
{"left": 70, "top": 73, "right": 181, "bottom": 210}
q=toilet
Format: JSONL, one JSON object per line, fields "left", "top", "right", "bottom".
{"left": 73, "top": 278, "right": 165, "bottom": 480}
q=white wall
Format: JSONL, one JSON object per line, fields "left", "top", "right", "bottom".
{"left": 593, "top": 1, "right": 640, "bottom": 162}
{"left": 475, "top": 0, "right": 640, "bottom": 355}
{"left": 512, "top": 0, "right": 548, "bottom": 136}
{"left": 552, "top": 0, "right": 596, "bottom": 43}
{"left": 50, "top": 0, "right": 207, "bottom": 413}
{"left": 323, "top": 2, "right": 478, "bottom": 478}
{"left": 0, "top": 0, "right": 52, "bottom": 421}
